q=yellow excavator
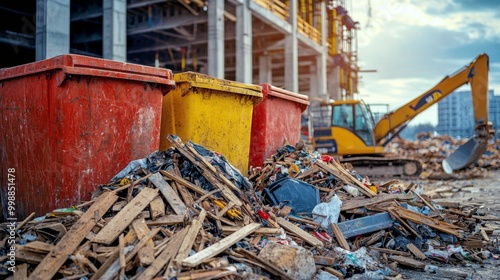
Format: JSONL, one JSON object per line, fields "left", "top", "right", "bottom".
{"left": 312, "top": 54, "right": 493, "bottom": 177}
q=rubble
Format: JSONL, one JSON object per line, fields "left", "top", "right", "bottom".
{"left": 388, "top": 132, "right": 500, "bottom": 179}
{"left": 1, "top": 136, "right": 499, "bottom": 280}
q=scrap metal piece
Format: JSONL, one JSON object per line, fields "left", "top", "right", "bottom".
{"left": 443, "top": 137, "right": 488, "bottom": 174}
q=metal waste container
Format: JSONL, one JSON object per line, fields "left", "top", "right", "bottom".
{"left": 249, "top": 83, "right": 309, "bottom": 167}
{"left": 0, "top": 55, "right": 175, "bottom": 219}
{"left": 159, "top": 72, "right": 262, "bottom": 172}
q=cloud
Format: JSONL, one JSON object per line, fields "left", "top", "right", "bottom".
{"left": 351, "top": 0, "right": 500, "bottom": 125}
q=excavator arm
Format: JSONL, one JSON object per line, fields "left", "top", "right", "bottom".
{"left": 373, "top": 54, "right": 493, "bottom": 172}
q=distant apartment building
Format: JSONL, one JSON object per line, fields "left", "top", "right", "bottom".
{"left": 437, "top": 90, "right": 499, "bottom": 138}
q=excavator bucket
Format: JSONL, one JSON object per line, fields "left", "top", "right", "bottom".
{"left": 442, "top": 137, "right": 488, "bottom": 174}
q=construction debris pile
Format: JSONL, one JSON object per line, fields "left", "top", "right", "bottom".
{"left": 388, "top": 132, "right": 500, "bottom": 180}
{"left": 1, "top": 136, "right": 499, "bottom": 280}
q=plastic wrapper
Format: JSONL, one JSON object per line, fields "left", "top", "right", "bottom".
{"left": 312, "top": 195, "right": 343, "bottom": 229}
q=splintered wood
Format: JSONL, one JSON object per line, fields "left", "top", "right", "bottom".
{"left": 2, "top": 136, "right": 498, "bottom": 280}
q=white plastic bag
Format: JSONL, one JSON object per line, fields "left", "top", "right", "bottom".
{"left": 312, "top": 195, "right": 343, "bottom": 230}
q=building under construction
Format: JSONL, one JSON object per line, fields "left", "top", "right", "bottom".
{"left": 0, "top": 0, "right": 360, "bottom": 101}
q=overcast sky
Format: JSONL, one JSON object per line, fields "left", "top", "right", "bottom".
{"left": 350, "top": 0, "right": 500, "bottom": 125}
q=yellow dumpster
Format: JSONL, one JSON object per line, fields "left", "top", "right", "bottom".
{"left": 160, "top": 72, "right": 263, "bottom": 172}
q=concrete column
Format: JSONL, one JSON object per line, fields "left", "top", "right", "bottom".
{"left": 285, "top": 0, "right": 298, "bottom": 92}
{"left": 208, "top": 1, "right": 224, "bottom": 78}
{"left": 36, "top": 0, "right": 70, "bottom": 60}
{"left": 258, "top": 55, "right": 272, "bottom": 84}
{"left": 309, "top": 65, "right": 318, "bottom": 99}
{"left": 328, "top": 66, "right": 341, "bottom": 100}
{"left": 236, "top": 0, "right": 252, "bottom": 83}
{"left": 317, "top": 2, "right": 328, "bottom": 99}
{"left": 103, "top": 0, "right": 127, "bottom": 62}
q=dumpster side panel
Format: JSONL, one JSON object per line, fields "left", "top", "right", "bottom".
{"left": 0, "top": 72, "right": 53, "bottom": 218}
{"left": 249, "top": 84, "right": 309, "bottom": 168}
{"left": 1, "top": 56, "right": 171, "bottom": 219}
{"left": 52, "top": 76, "right": 163, "bottom": 211}
{"left": 160, "top": 87, "right": 256, "bottom": 172}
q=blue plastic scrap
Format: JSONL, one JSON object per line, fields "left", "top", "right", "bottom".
{"left": 335, "top": 212, "right": 394, "bottom": 238}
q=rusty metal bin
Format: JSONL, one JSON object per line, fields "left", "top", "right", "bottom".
{"left": 0, "top": 55, "right": 175, "bottom": 219}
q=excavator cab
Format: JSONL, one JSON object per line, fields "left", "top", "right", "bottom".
{"left": 332, "top": 101, "right": 375, "bottom": 146}
{"left": 313, "top": 100, "right": 385, "bottom": 156}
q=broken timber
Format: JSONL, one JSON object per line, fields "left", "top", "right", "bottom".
{"left": 183, "top": 223, "right": 261, "bottom": 267}
{"left": 276, "top": 217, "right": 324, "bottom": 247}
{"left": 28, "top": 192, "right": 118, "bottom": 280}
{"left": 92, "top": 188, "right": 158, "bottom": 245}
{"left": 149, "top": 172, "right": 187, "bottom": 215}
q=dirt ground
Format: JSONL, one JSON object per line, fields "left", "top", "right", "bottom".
{"left": 381, "top": 170, "right": 500, "bottom": 280}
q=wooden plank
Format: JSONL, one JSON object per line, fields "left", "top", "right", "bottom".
{"left": 480, "top": 227, "right": 490, "bottom": 241}
{"left": 146, "top": 215, "right": 184, "bottom": 226}
{"left": 460, "top": 239, "right": 484, "bottom": 249}
{"left": 132, "top": 218, "right": 155, "bottom": 247}
{"left": 194, "top": 189, "right": 221, "bottom": 204}
{"left": 172, "top": 165, "right": 197, "bottom": 207}
{"left": 387, "top": 208, "right": 420, "bottom": 239}
{"left": 149, "top": 196, "right": 166, "bottom": 221}
{"left": 149, "top": 173, "right": 187, "bottom": 215}
{"left": 92, "top": 188, "right": 158, "bottom": 245}
{"left": 235, "top": 248, "right": 294, "bottom": 280}
{"left": 407, "top": 243, "right": 427, "bottom": 260}
{"left": 435, "top": 201, "right": 461, "bottom": 208}
{"left": 173, "top": 209, "right": 207, "bottom": 267}
{"left": 166, "top": 137, "right": 243, "bottom": 206}
{"left": 118, "top": 234, "right": 126, "bottom": 278}
{"left": 318, "top": 161, "right": 376, "bottom": 197}
{"left": 394, "top": 206, "right": 461, "bottom": 237}
{"left": 28, "top": 192, "right": 118, "bottom": 280}
{"left": 221, "top": 226, "right": 282, "bottom": 235}
{"left": 136, "top": 228, "right": 187, "bottom": 280}
{"left": 186, "top": 143, "right": 217, "bottom": 173}
{"left": 314, "top": 256, "right": 337, "bottom": 266}
{"left": 159, "top": 170, "right": 208, "bottom": 196}
{"left": 15, "top": 246, "right": 45, "bottom": 264}
{"left": 92, "top": 228, "right": 160, "bottom": 280}
{"left": 412, "top": 190, "right": 436, "bottom": 211}
{"left": 132, "top": 218, "right": 155, "bottom": 266}
{"left": 14, "top": 263, "right": 28, "bottom": 280}
{"left": 288, "top": 215, "right": 321, "bottom": 227}
{"left": 24, "top": 241, "right": 53, "bottom": 254}
{"left": 330, "top": 223, "right": 349, "bottom": 250}
{"left": 99, "top": 246, "right": 134, "bottom": 280}
{"left": 276, "top": 217, "right": 323, "bottom": 247}
{"left": 362, "top": 230, "right": 385, "bottom": 247}
{"left": 341, "top": 194, "right": 414, "bottom": 211}
{"left": 125, "top": 228, "right": 161, "bottom": 263}
{"left": 323, "top": 267, "right": 344, "bottom": 280}
{"left": 389, "top": 255, "right": 426, "bottom": 269}
{"left": 177, "top": 267, "right": 237, "bottom": 280}
{"left": 183, "top": 223, "right": 261, "bottom": 267}
{"left": 369, "top": 247, "right": 411, "bottom": 256}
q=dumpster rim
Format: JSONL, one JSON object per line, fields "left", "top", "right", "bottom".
{"left": 174, "top": 71, "right": 262, "bottom": 93}
{"left": 0, "top": 54, "right": 176, "bottom": 86}
{"left": 259, "top": 83, "right": 310, "bottom": 106}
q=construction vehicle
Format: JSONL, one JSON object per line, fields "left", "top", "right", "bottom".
{"left": 312, "top": 54, "right": 493, "bottom": 177}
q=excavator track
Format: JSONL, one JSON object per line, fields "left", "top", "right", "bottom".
{"left": 339, "top": 156, "right": 423, "bottom": 178}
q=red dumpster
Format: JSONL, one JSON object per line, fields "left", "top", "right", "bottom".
{"left": 249, "top": 84, "right": 309, "bottom": 168}
{"left": 0, "top": 55, "right": 175, "bottom": 220}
